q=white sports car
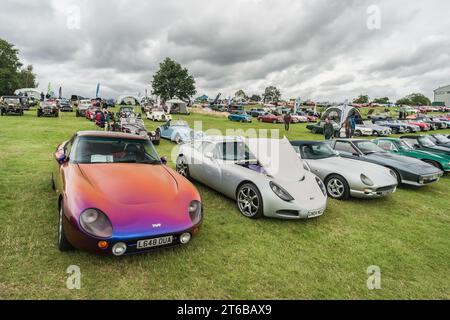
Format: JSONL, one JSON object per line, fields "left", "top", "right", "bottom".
{"left": 146, "top": 107, "right": 172, "bottom": 122}
{"left": 176, "top": 136, "right": 327, "bottom": 219}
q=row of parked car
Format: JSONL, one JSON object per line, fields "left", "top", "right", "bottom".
{"left": 52, "top": 127, "right": 450, "bottom": 256}
{"left": 227, "top": 107, "right": 319, "bottom": 124}
{"left": 307, "top": 115, "right": 450, "bottom": 137}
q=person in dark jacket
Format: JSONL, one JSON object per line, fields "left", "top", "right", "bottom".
{"left": 323, "top": 117, "right": 334, "bottom": 140}
{"left": 284, "top": 112, "right": 292, "bottom": 131}
{"left": 350, "top": 116, "right": 356, "bottom": 137}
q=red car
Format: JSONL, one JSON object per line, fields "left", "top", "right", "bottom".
{"left": 257, "top": 114, "right": 283, "bottom": 123}
{"left": 407, "top": 121, "right": 431, "bottom": 131}
{"left": 307, "top": 115, "right": 318, "bottom": 122}
{"left": 85, "top": 107, "right": 101, "bottom": 121}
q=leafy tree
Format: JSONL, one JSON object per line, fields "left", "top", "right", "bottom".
{"left": 263, "top": 86, "right": 281, "bottom": 103}
{"left": 372, "top": 97, "right": 390, "bottom": 104}
{"left": 17, "top": 65, "right": 38, "bottom": 89}
{"left": 395, "top": 98, "right": 411, "bottom": 106}
{"left": 234, "top": 89, "right": 247, "bottom": 100}
{"left": 250, "top": 94, "right": 261, "bottom": 102}
{"left": 151, "top": 57, "right": 196, "bottom": 101}
{"left": 353, "top": 94, "right": 369, "bottom": 104}
{"left": 406, "top": 93, "right": 431, "bottom": 106}
{"left": 0, "top": 39, "right": 22, "bottom": 95}
{"left": 0, "top": 39, "right": 38, "bottom": 95}
{"left": 395, "top": 93, "right": 431, "bottom": 106}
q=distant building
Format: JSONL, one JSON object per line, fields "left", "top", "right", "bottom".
{"left": 434, "top": 85, "right": 450, "bottom": 106}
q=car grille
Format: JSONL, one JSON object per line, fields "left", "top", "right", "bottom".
{"left": 376, "top": 185, "right": 396, "bottom": 192}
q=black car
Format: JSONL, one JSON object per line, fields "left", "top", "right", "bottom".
{"left": 0, "top": 96, "right": 24, "bottom": 116}
{"left": 37, "top": 100, "right": 59, "bottom": 117}
{"left": 400, "top": 135, "right": 450, "bottom": 156}
{"left": 327, "top": 139, "right": 442, "bottom": 186}
{"left": 56, "top": 99, "right": 73, "bottom": 112}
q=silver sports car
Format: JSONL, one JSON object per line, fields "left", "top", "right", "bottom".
{"left": 176, "top": 136, "right": 327, "bottom": 219}
{"left": 290, "top": 141, "right": 398, "bottom": 200}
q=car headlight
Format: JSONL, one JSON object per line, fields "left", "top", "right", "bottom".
{"left": 360, "top": 174, "right": 374, "bottom": 186}
{"left": 79, "top": 208, "right": 113, "bottom": 238}
{"left": 188, "top": 200, "right": 202, "bottom": 225}
{"left": 315, "top": 176, "right": 327, "bottom": 197}
{"left": 388, "top": 170, "right": 397, "bottom": 180}
{"left": 269, "top": 181, "right": 294, "bottom": 201}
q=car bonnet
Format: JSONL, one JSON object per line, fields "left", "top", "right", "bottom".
{"left": 246, "top": 137, "right": 305, "bottom": 181}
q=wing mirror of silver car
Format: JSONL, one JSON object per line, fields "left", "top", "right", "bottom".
{"left": 205, "top": 152, "right": 214, "bottom": 159}
{"left": 160, "top": 156, "right": 168, "bottom": 165}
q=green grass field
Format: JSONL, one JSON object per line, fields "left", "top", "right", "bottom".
{"left": 0, "top": 106, "right": 449, "bottom": 299}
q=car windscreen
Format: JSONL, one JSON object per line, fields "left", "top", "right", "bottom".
{"left": 398, "top": 140, "right": 414, "bottom": 150}
{"left": 294, "top": 143, "right": 338, "bottom": 159}
{"left": 4, "top": 98, "right": 20, "bottom": 104}
{"left": 433, "top": 135, "right": 450, "bottom": 143}
{"left": 418, "top": 136, "right": 435, "bottom": 147}
{"left": 353, "top": 140, "right": 385, "bottom": 154}
{"left": 71, "top": 137, "right": 161, "bottom": 164}
{"left": 216, "top": 142, "right": 256, "bottom": 162}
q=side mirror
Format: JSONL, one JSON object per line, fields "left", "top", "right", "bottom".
{"left": 57, "top": 154, "right": 67, "bottom": 164}
{"left": 160, "top": 156, "right": 168, "bottom": 165}
{"left": 205, "top": 152, "right": 214, "bottom": 159}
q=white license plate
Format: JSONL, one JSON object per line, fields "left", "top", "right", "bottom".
{"left": 136, "top": 236, "right": 173, "bottom": 249}
{"left": 307, "top": 210, "right": 323, "bottom": 218}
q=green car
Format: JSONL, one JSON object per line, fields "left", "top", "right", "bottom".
{"left": 306, "top": 121, "right": 341, "bottom": 135}
{"left": 373, "top": 137, "right": 450, "bottom": 172}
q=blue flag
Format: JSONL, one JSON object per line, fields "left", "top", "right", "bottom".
{"left": 96, "top": 83, "right": 100, "bottom": 98}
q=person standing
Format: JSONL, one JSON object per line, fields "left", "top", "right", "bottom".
{"left": 323, "top": 117, "right": 334, "bottom": 140}
{"left": 350, "top": 115, "right": 356, "bottom": 137}
{"left": 284, "top": 112, "right": 292, "bottom": 131}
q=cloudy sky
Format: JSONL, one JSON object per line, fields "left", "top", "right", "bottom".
{"left": 1, "top": 0, "right": 449, "bottom": 102}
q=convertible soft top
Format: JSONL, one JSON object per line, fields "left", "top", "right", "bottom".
{"left": 76, "top": 130, "right": 147, "bottom": 140}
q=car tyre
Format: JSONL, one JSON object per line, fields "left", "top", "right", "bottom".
{"left": 176, "top": 156, "right": 191, "bottom": 179}
{"left": 236, "top": 183, "right": 264, "bottom": 219}
{"left": 354, "top": 130, "right": 361, "bottom": 137}
{"left": 58, "top": 202, "right": 74, "bottom": 252}
{"left": 325, "top": 174, "right": 350, "bottom": 200}
{"left": 311, "top": 128, "right": 317, "bottom": 134}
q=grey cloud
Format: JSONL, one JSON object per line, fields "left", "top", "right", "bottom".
{"left": 0, "top": 0, "right": 449, "bottom": 101}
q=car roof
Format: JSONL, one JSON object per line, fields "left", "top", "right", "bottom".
{"left": 290, "top": 140, "right": 327, "bottom": 146}
{"left": 76, "top": 131, "right": 147, "bottom": 140}
{"left": 334, "top": 138, "right": 367, "bottom": 142}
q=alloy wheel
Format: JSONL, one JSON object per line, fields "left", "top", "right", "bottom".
{"left": 326, "top": 178, "right": 345, "bottom": 198}
{"left": 237, "top": 186, "right": 260, "bottom": 217}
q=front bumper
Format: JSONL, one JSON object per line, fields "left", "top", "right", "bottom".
{"left": 402, "top": 173, "right": 442, "bottom": 186}
{"left": 350, "top": 185, "right": 396, "bottom": 198}
{"left": 64, "top": 215, "right": 201, "bottom": 256}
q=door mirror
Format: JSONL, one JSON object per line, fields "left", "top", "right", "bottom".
{"left": 160, "top": 156, "right": 168, "bottom": 165}
{"left": 57, "top": 154, "right": 68, "bottom": 164}
{"left": 205, "top": 152, "right": 214, "bottom": 159}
